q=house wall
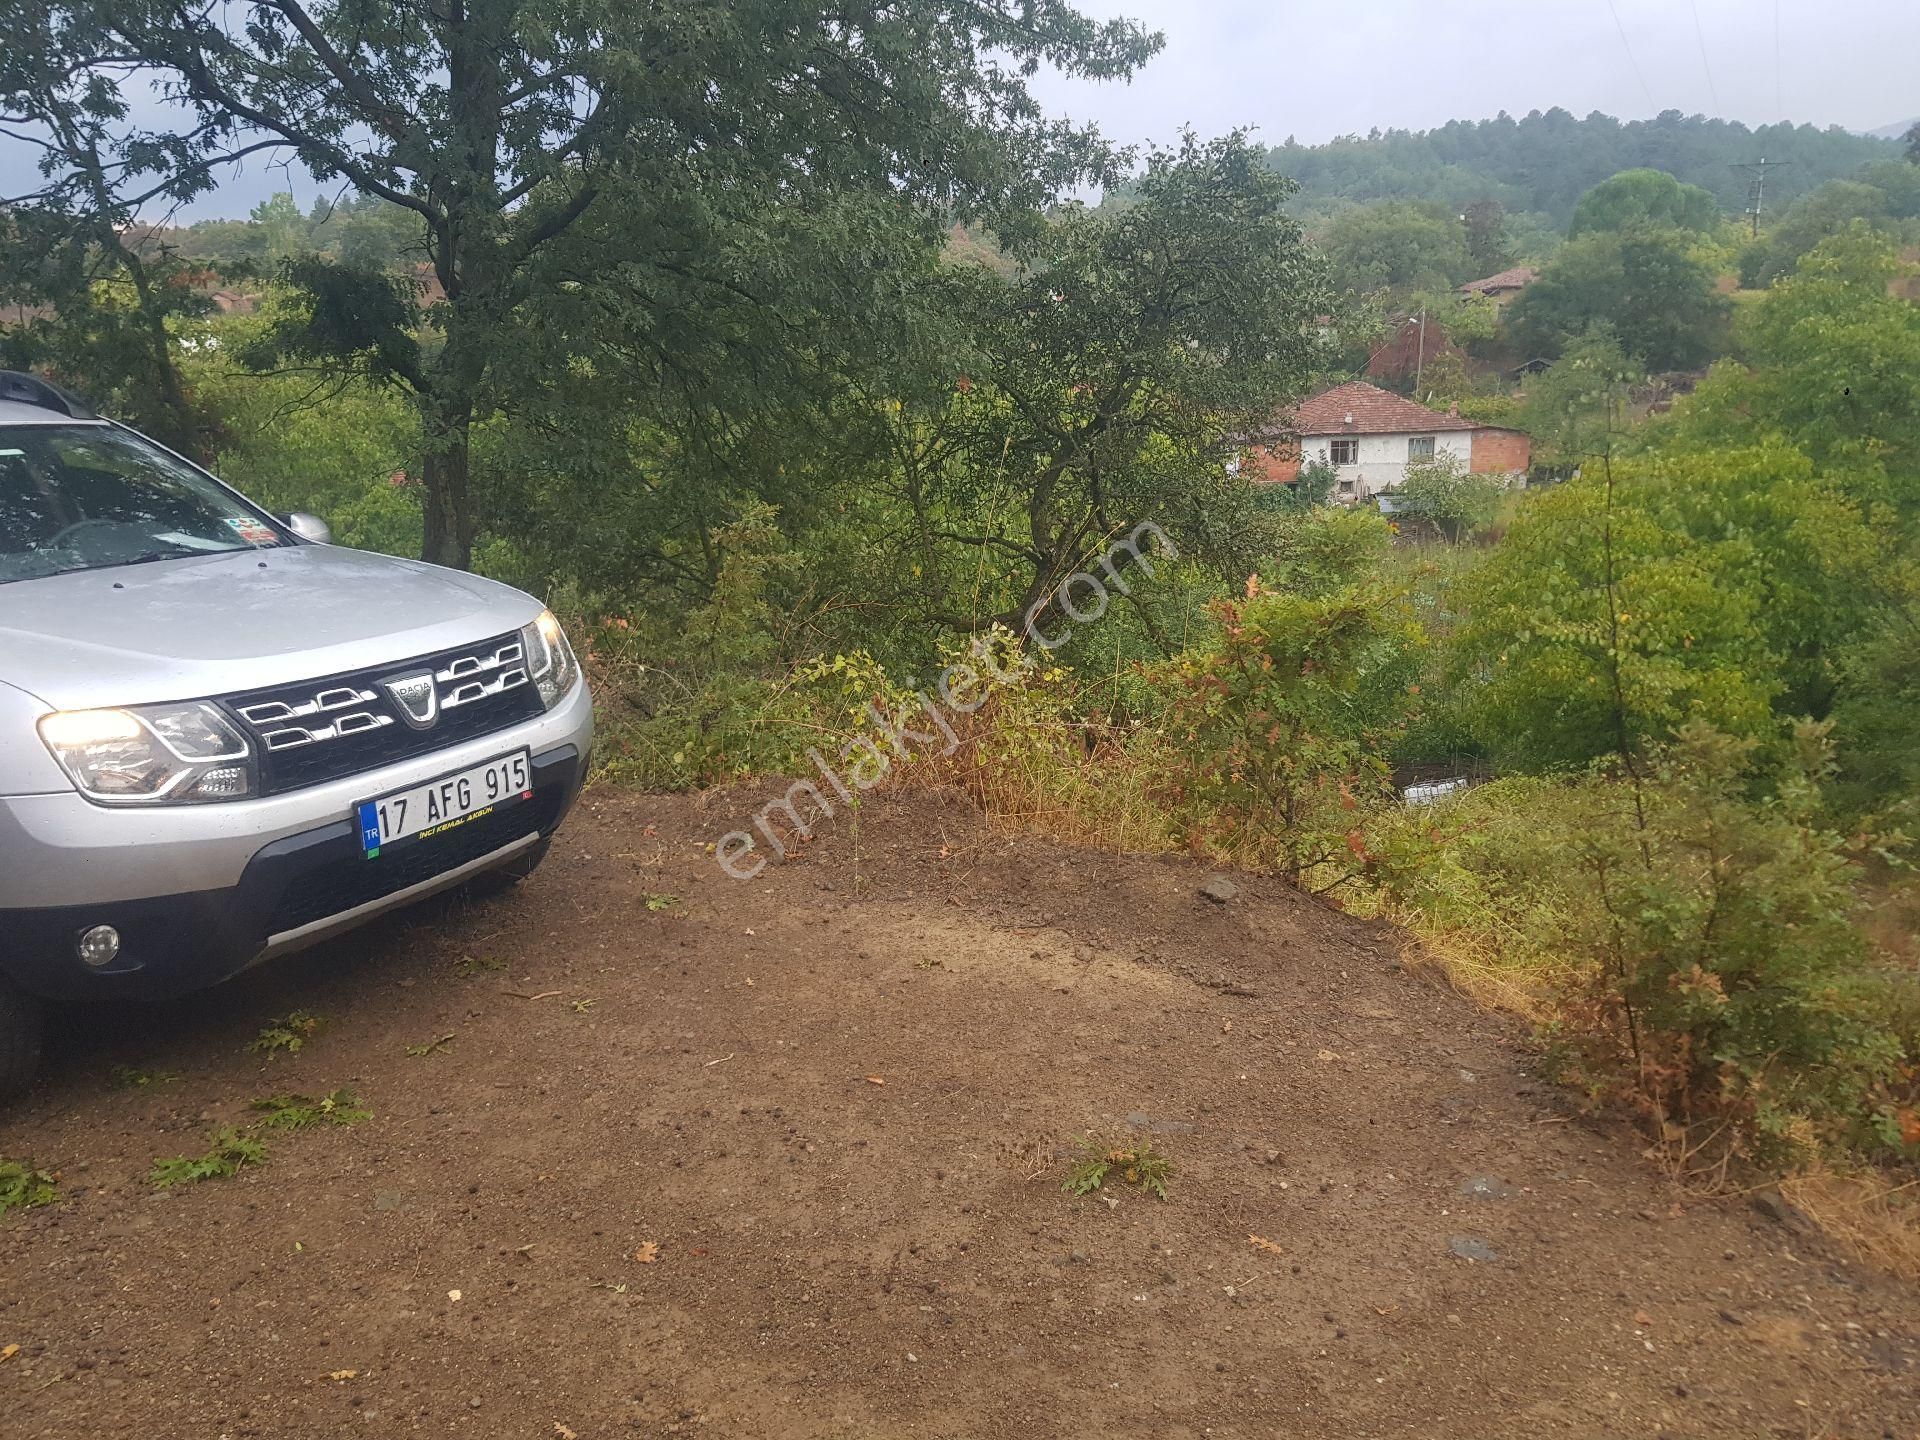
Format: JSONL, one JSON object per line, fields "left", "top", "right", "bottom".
{"left": 1297, "top": 431, "right": 1471, "bottom": 502}
{"left": 1244, "top": 441, "right": 1300, "bottom": 485}
{"left": 1468, "top": 428, "right": 1531, "bottom": 475}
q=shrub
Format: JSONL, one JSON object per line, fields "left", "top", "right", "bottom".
{"left": 1165, "top": 560, "right": 1421, "bottom": 889}
{"left": 1379, "top": 721, "right": 1920, "bottom": 1171}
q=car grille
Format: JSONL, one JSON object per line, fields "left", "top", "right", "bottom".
{"left": 222, "top": 632, "right": 546, "bottom": 795}
{"left": 264, "top": 800, "right": 547, "bottom": 936}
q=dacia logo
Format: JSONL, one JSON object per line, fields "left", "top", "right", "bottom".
{"left": 383, "top": 673, "right": 439, "bottom": 729}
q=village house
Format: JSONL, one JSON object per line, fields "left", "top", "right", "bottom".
{"left": 1457, "top": 264, "right": 1537, "bottom": 306}
{"left": 1244, "top": 380, "right": 1531, "bottom": 503}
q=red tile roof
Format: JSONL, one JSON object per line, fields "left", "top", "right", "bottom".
{"left": 1459, "top": 265, "right": 1538, "bottom": 295}
{"left": 1286, "top": 381, "right": 1481, "bottom": 437}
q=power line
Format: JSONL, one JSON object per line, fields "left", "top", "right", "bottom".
{"left": 1688, "top": 0, "right": 1721, "bottom": 114}
{"left": 1605, "top": 0, "right": 1657, "bottom": 112}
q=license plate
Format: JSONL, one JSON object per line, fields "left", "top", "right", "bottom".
{"left": 357, "top": 751, "right": 532, "bottom": 858}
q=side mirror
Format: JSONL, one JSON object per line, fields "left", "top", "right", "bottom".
{"left": 282, "top": 512, "right": 333, "bottom": 545}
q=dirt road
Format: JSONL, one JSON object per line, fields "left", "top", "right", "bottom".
{"left": 1, "top": 788, "right": 1916, "bottom": 1437}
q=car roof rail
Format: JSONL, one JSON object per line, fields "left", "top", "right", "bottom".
{"left": 0, "top": 370, "right": 96, "bottom": 419}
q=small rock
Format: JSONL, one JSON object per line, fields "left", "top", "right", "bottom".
{"left": 1716, "top": 1308, "right": 1744, "bottom": 1326}
{"left": 1198, "top": 875, "right": 1241, "bottom": 904}
{"left": 1067, "top": 1251, "right": 1088, "bottom": 1264}
{"left": 372, "top": 1190, "right": 404, "bottom": 1212}
{"left": 1750, "top": 1190, "right": 1807, "bottom": 1230}
{"left": 1459, "top": 1176, "right": 1512, "bottom": 1201}
{"left": 468, "top": 1398, "right": 482, "bottom": 1410}
{"left": 1447, "top": 1235, "right": 1499, "bottom": 1263}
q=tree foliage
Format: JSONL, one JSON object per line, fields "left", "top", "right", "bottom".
{"left": 1508, "top": 225, "right": 1729, "bottom": 370}
{"left": 1264, "top": 109, "right": 1891, "bottom": 228}
{"left": 1317, "top": 200, "right": 1471, "bottom": 294}
{"left": 1567, "top": 168, "right": 1721, "bottom": 237}
{"left": 32, "top": 0, "right": 1159, "bottom": 568}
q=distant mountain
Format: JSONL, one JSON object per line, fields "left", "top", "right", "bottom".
{"left": 1264, "top": 109, "right": 1899, "bottom": 230}
{"left": 1867, "top": 118, "right": 1919, "bottom": 141}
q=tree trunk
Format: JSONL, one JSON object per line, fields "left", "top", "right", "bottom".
{"left": 116, "top": 239, "right": 204, "bottom": 464}
{"left": 420, "top": 387, "right": 475, "bottom": 570}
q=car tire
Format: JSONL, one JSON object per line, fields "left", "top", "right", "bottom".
{"left": 464, "top": 835, "right": 554, "bottom": 899}
{"left": 0, "top": 976, "right": 44, "bottom": 1103}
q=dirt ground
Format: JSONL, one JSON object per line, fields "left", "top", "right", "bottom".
{"left": 2, "top": 786, "right": 1917, "bottom": 1438}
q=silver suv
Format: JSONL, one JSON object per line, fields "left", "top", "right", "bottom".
{"left": 0, "top": 372, "right": 592, "bottom": 1096}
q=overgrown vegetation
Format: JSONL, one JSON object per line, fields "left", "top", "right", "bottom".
{"left": 5, "top": 3, "right": 1920, "bottom": 1227}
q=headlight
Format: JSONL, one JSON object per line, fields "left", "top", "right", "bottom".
{"left": 520, "top": 609, "right": 580, "bottom": 710}
{"left": 38, "top": 701, "right": 254, "bottom": 804}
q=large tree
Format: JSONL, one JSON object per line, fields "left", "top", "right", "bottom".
{"left": 1567, "top": 168, "right": 1722, "bottom": 237}
{"left": 1507, "top": 224, "right": 1729, "bottom": 371}
{"left": 1319, "top": 200, "right": 1471, "bottom": 295}
{"left": 907, "top": 132, "right": 1331, "bottom": 638}
{"left": 39, "top": 0, "right": 1157, "bottom": 568}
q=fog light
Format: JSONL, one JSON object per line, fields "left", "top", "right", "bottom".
{"left": 77, "top": 924, "right": 121, "bottom": 968}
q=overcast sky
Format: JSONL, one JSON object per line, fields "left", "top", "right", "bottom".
{"left": 3, "top": 0, "right": 1914, "bottom": 220}
{"left": 1033, "top": 0, "right": 1918, "bottom": 156}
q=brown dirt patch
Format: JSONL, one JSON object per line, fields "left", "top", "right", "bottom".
{"left": 1, "top": 787, "right": 1917, "bottom": 1437}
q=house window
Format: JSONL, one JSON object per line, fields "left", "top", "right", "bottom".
{"left": 1328, "top": 438, "right": 1359, "bottom": 466}
{"left": 1408, "top": 436, "right": 1436, "bottom": 461}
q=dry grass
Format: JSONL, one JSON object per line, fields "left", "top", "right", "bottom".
{"left": 1781, "top": 1171, "right": 1920, "bottom": 1282}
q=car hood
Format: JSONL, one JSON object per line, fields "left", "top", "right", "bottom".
{"left": 0, "top": 545, "right": 545, "bottom": 710}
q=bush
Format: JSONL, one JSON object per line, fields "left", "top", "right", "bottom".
{"left": 1163, "top": 517, "right": 1422, "bottom": 888}
{"left": 1378, "top": 721, "right": 1920, "bottom": 1170}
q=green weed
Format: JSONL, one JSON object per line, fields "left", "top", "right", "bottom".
{"left": 249, "top": 1089, "right": 372, "bottom": 1131}
{"left": 109, "top": 1064, "right": 180, "bottom": 1089}
{"left": 1062, "top": 1135, "right": 1174, "bottom": 1201}
{"left": 0, "top": 1160, "right": 57, "bottom": 1215}
{"left": 249, "top": 1012, "right": 323, "bottom": 1054}
{"left": 149, "top": 1128, "right": 268, "bottom": 1187}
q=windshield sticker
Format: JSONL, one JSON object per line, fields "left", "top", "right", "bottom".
{"left": 223, "top": 516, "right": 280, "bottom": 546}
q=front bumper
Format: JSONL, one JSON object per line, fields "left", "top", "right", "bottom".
{"left": 0, "top": 682, "right": 591, "bottom": 1002}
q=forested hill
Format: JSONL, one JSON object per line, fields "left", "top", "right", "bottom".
{"left": 1263, "top": 109, "right": 1896, "bottom": 227}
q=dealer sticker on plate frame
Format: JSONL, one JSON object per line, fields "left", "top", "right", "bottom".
{"left": 357, "top": 750, "right": 533, "bottom": 859}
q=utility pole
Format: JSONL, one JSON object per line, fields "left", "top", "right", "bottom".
{"left": 1733, "top": 157, "right": 1790, "bottom": 237}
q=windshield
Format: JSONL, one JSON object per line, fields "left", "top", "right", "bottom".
{"left": 0, "top": 423, "right": 288, "bottom": 584}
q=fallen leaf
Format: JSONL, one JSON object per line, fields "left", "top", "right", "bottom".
{"left": 1, "top": 1344, "right": 18, "bottom": 1362}
{"left": 555, "top": 1425, "right": 579, "bottom": 1440}
{"left": 327, "top": 1369, "right": 358, "bottom": 1382}
{"left": 634, "top": 1241, "right": 661, "bottom": 1264}
{"left": 864, "top": 1075, "right": 886, "bottom": 1086}
{"left": 447, "top": 1289, "right": 462, "bottom": 1303}
{"left": 1315, "top": 1049, "right": 1341, "bottom": 1062}
{"left": 1248, "top": 1234, "right": 1285, "bottom": 1257}
{"left": 1221, "top": 1019, "right": 1233, "bottom": 1034}
{"left": 1634, "top": 1309, "right": 1654, "bottom": 1327}
{"left": 1374, "top": 1305, "right": 1400, "bottom": 1317}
